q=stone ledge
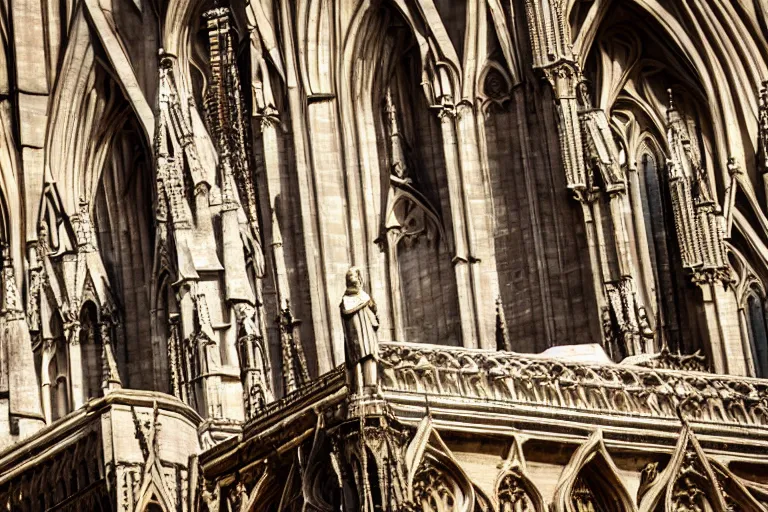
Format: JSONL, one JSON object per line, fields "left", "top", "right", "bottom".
{"left": 379, "top": 341, "right": 768, "bottom": 428}
{"left": 0, "top": 389, "right": 200, "bottom": 477}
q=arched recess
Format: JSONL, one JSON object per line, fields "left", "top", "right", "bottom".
{"left": 150, "top": 269, "right": 182, "bottom": 397}
{"left": 745, "top": 285, "right": 768, "bottom": 377}
{"left": 578, "top": 6, "right": 726, "bottom": 358}
{"left": 479, "top": 14, "right": 598, "bottom": 351}
{"left": 340, "top": 2, "right": 462, "bottom": 346}
{"left": 404, "top": 416, "right": 481, "bottom": 512}
{"left": 30, "top": 3, "right": 153, "bottom": 396}
{"left": 39, "top": 311, "right": 71, "bottom": 422}
{"left": 729, "top": 244, "right": 768, "bottom": 378}
{"left": 638, "top": 425, "right": 728, "bottom": 512}
{"left": 79, "top": 300, "right": 103, "bottom": 400}
{"left": 494, "top": 438, "right": 545, "bottom": 512}
{"left": 571, "top": 0, "right": 768, "bottom": 181}
{"left": 93, "top": 115, "right": 154, "bottom": 390}
{"left": 552, "top": 430, "right": 637, "bottom": 512}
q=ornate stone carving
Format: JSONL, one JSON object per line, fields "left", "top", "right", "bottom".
{"left": 666, "top": 92, "right": 727, "bottom": 279}
{"left": 341, "top": 267, "right": 381, "bottom": 398}
{"left": 495, "top": 440, "right": 544, "bottom": 512}
{"left": 378, "top": 342, "right": 768, "bottom": 426}
{"left": 638, "top": 425, "right": 728, "bottom": 512}
{"left": 553, "top": 430, "right": 637, "bottom": 512}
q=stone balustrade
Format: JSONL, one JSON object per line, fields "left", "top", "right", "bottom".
{"left": 378, "top": 342, "right": 768, "bottom": 427}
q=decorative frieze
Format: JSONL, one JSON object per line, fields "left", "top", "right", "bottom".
{"left": 378, "top": 342, "right": 768, "bottom": 427}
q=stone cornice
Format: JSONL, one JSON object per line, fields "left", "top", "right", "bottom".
{"left": 199, "top": 341, "right": 768, "bottom": 482}
{"left": 379, "top": 342, "right": 768, "bottom": 430}
{"left": 0, "top": 389, "right": 201, "bottom": 479}
{"left": 199, "top": 367, "right": 346, "bottom": 478}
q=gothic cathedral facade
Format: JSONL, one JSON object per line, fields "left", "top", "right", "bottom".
{"left": 0, "top": 0, "right": 768, "bottom": 510}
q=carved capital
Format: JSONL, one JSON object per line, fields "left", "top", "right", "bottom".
{"left": 256, "top": 105, "right": 280, "bottom": 130}
{"left": 542, "top": 60, "right": 581, "bottom": 100}
{"left": 437, "top": 103, "right": 456, "bottom": 121}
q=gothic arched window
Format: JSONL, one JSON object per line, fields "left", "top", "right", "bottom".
{"left": 50, "top": 330, "right": 70, "bottom": 421}
{"left": 746, "top": 290, "right": 768, "bottom": 377}
{"left": 80, "top": 301, "right": 103, "bottom": 400}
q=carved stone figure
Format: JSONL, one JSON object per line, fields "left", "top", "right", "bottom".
{"left": 1, "top": 1, "right": 768, "bottom": 511}
{"left": 341, "top": 267, "right": 380, "bottom": 396}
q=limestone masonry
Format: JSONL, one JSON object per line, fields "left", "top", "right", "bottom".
{"left": 0, "top": 0, "right": 768, "bottom": 510}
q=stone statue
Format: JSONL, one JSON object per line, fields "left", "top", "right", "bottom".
{"left": 340, "top": 267, "right": 380, "bottom": 396}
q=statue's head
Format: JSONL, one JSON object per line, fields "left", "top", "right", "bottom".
{"left": 345, "top": 266, "right": 362, "bottom": 293}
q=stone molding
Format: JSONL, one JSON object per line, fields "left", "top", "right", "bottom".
{"left": 378, "top": 342, "right": 768, "bottom": 428}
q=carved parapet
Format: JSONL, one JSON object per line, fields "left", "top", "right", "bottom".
{"left": 377, "top": 342, "right": 768, "bottom": 427}
{"left": 623, "top": 348, "right": 708, "bottom": 372}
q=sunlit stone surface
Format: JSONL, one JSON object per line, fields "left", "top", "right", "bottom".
{"left": 0, "top": 0, "right": 767, "bottom": 510}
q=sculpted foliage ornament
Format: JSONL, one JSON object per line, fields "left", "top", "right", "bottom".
{"left": 638, "top": 425, "right": 728, "bottom": 512}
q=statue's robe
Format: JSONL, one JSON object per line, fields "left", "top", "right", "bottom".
{"left": 340, "top": 291, "right": 379, "bottom": 364}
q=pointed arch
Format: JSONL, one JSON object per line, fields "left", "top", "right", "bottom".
{"left": 494, "top": 438, "right": 545, "bottom": 512}
{"left": 709, "top": 460, "right": 767, "bottom": 511}
{"left": 404, "top": 416, "right": 479, "bottom": 512}
{"left": 552, "top": 430, "right": 637, "bottom": 512}
{"left": 132, "top": 404, "right": 177, "bottom": 512}
{"left": 44, "top": 6, "right": 131, "bottom": 214}
{"left": 135, "top": 486, "right": 173, "bottom": 512}
{"left": 638, "top": 425, "right": 728, "bottom": 512}
{"left": 339, "top": 0, "right": 463, "bottom": 345}
{"left": 388, "top": 0, "right": 462, "bottom": 102}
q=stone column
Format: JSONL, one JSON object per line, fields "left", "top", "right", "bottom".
{"left": 67, "top": 320, "right": 85, "bottom": 410}
{"left": 437, "top": 103, "right": 480, "bottom": 348}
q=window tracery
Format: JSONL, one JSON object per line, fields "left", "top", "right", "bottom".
{"left": 495, "top": 439, "right": 544, "bottom": 512}
{"left": 553, "top": 430, "right": 636, "bottom": 512}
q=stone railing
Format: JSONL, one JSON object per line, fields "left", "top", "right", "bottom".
{"left": 378, "top": 342, "right": 768, "bottom": 427}
{"left": 244, "top": 367, "right": 345, "bottom": 435}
